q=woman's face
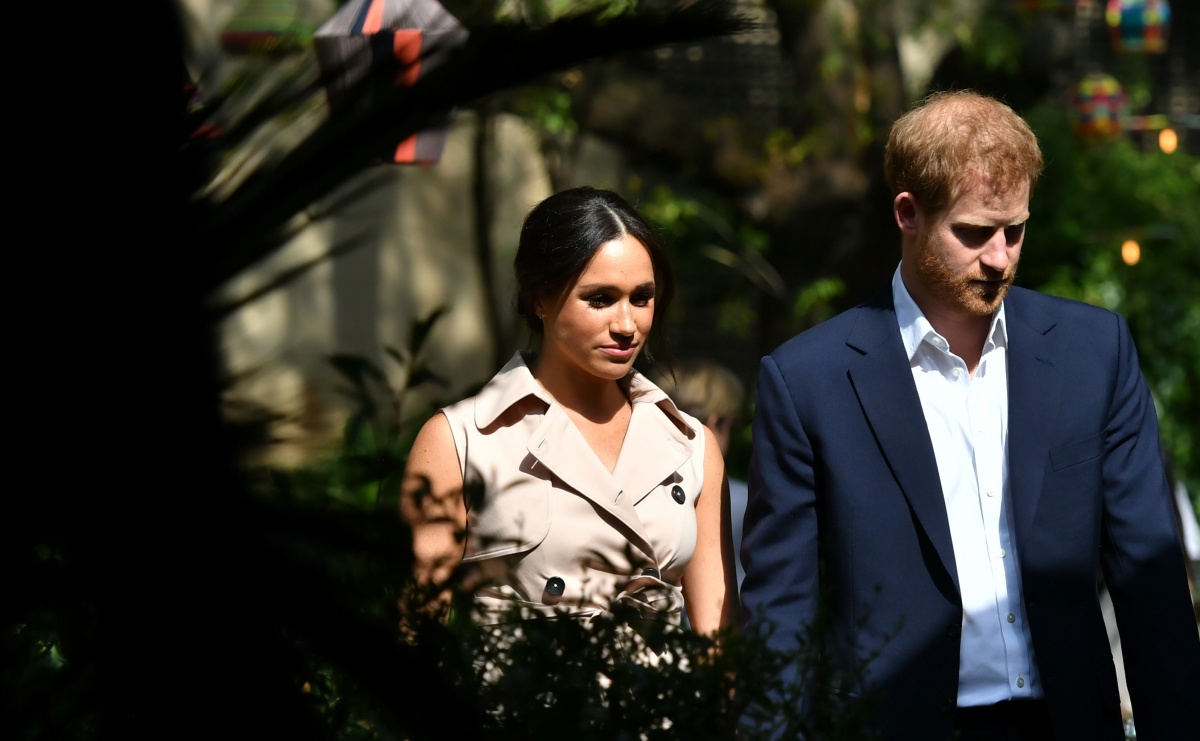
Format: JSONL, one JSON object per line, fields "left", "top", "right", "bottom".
{"left": 537, "top": 235, "right": 656, "bottom": 383}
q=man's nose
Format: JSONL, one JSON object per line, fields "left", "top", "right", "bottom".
{"left": 980, "top": 232, "right": 1011, "bottom": 272}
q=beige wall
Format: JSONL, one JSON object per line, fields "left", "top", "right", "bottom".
{"left": 217, "top": 112, "right": 552, "bottom": 466}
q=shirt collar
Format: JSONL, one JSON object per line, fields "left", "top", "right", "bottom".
{"left": 891, "top": 264, "right": 1008, "bottom": 362}
{"left": 474, "top": 351, "right": 694, "bottom": 435}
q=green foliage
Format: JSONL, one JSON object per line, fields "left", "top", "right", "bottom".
{"left": 418, "top": 604, "right": 880, "bottom": 740}
{"left": 1022, "top": 102, "right": 1200, "bottom": 499}
{"left": 505, "top": 81, "right": 581, "bottom": 142}
{"left": 637, "top": 182, "right": 786, "bottom": 331}
{"left": 793, "top": 277, "right": 846, "bottom": 328}
{"left": 231, "top": 315, "right": 460, "bottom": 738}
{"left": 765, "top": 127, "right": 827, "bottom": 168}
{"left": 957, "top": 5, "right": 1023, "bottom": 76}
{"left": 491, "top": 0, "right": 640, "bottom": 24}
{"left": 4, "top": 616, "right": 98, "bottom": 741}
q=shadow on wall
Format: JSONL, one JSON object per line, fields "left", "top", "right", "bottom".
{"left": 216, "top": 111, "right": 552, "bottom": 466}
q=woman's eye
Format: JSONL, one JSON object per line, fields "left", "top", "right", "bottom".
{"left": 586, "top": 295, "right": 613, "bottom": 308}
{"left": 631, "top": 292, "right": 654, "bottom": 307}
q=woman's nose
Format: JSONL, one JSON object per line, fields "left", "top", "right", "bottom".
{"left": 611, "top": 302, "right": 636, "bottom": 335}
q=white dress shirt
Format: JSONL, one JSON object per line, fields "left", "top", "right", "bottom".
{"left": 892, "top": 266, "right": 1042, "bottom": 706}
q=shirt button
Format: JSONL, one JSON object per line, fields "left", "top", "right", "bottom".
{"left": 1017, "top": 677, "right": 1025, "bottom": 688}
{"left": 986, "top": 490, "right": 996, "bottom": 497}
{"left": 953, "top": 368, "right": 962, "bottom": 378}
{"left": 1007, "top": 612, "right": 1016, "bottom": 623}
{"left": 999, "top": 549, "right": 1007, "bottom": 558}
{"left": 671, "top": 485, "right": 686, "bottom": 504}
{"left": 545, "top": 576, "right": 566, "bottom": 596}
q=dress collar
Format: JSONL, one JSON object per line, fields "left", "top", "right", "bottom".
{"left": 474, "top": 351, "right": 694, "bottom": 437}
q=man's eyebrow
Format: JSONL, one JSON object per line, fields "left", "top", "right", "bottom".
{"left": 953, "top": 215, "right": 1030, "bottom": 228}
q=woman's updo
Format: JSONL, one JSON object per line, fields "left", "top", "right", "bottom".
{"left": 514, "top": 187, "right": 675, "bottom": 345}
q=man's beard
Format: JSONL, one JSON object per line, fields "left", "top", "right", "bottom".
{"left": 917, "top": 236, "right": 1017, "bottom": 318}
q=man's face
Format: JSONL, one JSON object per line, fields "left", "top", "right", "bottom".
{"left": 908, "top": 175, "right": 1030, "bottom": 319}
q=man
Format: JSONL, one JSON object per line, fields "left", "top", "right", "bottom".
{"left": 740, "top": 91, "right": 1200, "bottom": 740}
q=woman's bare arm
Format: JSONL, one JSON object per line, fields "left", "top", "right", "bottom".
{"left": 681, "top": 425, "right": 739, "bottom": 636}
{"left": 400, "top": 412, "right": 467, "bottom": 591}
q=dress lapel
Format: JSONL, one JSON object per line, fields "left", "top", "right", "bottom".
{"left": 1003, "top": 289, "right": 1063, "bottom": 557}
{"left": 611, "top": 401, "right": 693, "bottom": 506}
{"left": 844, "top": 293, "right": 960, "bottom": 593}
{"left": 526, "top": 401, "right": 658, "bottom": 563}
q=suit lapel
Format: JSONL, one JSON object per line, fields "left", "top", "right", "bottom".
{"left": 526, "top": 402, "right": 657, "bottom": 563}
{"left": 1003, "top": 290, "right": 1062, "bottom": 557}
{"left": 845, "top": 294, "right": 960, "bottom": 593}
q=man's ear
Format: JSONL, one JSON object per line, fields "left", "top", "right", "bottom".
{"left": 894, "top": 192, "right": 920, "bottom": 236}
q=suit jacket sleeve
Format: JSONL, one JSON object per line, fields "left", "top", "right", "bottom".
{"left": 741, "top": 354, "right": 820, "bottom": 670}
{"left": 1098, "top": 314, "right": 1200, "bottom": 739}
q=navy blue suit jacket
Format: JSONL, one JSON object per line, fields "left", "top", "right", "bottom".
{"left": 741, "top": 286, "right": 1200, "bottom": 740}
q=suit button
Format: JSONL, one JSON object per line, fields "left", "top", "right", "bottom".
{"left": 940, "top": 699, "right": 953, "bottom": 715}
{"left": 641, "top": 568, "right": 660, "bottom": 579}
{"left": 671, "top": 485, "right": 686, "bottom": 504}
{"left": 946, "top": 624, "right": 961, "bottom": 638}
{"left": 545, "top": 576, "right": 565, "bottom": 596}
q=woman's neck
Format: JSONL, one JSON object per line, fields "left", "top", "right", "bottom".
{"left": 531, "top": 353, "right": 630, "bottom": 423}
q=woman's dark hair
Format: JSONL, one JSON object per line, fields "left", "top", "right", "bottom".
{"left": 514, "top": 186, "right": 675, "bottom": 359}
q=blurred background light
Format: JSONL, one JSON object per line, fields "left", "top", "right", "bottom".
{"left": 1158, "top": 127, "right": 1178, "bottom": 153}
{"left": 1121, "top": 239, "right": 1142, "bottom": 265}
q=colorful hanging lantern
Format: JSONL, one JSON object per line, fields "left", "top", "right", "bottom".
{"left": 220, "top": 0, "right": 314, "bottom": 54}
{"left": 1105, "top": 0, "right": 1171, "bottom": 54}
{"left": 314, "top": 0, "right": 469, "bottom": 165}
{"left": 1070, "top": 73, "right": 1129, "bottom": 138}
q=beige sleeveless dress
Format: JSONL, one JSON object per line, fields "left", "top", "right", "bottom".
{"left": 440, "top": 352, "right": 707, "bottom": 629}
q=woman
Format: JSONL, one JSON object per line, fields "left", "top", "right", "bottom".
{"left": 401, "top": 186, "right": 736, "bottom": 638}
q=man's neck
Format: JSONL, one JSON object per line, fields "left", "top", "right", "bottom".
{"left": 920, "top": 304, "right": 991, "bottom": 375}
{"left": 900, "top": 265, "right": 992, "bottom": 375}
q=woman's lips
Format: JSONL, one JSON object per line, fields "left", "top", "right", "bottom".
{"left": 600, "top": 344, "right": 637, "bottom": 359}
